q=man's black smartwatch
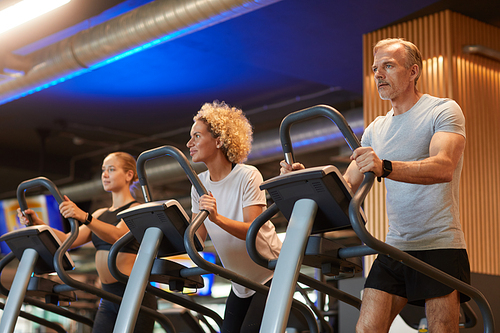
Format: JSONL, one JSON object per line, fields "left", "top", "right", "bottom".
{"left": 82, "top": 212, "right": 93, "bottom": 225}
{"left": 377, "top": 159, "right": 392, "bottom": 182}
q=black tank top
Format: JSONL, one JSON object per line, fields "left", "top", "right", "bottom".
{"left": 91, "top": 201, "right": 140, "bottom": 254}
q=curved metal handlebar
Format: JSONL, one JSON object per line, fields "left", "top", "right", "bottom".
{"left": 17, "top": 177, "right": 67, "bottom": 226}
{"left": 462, "top": 302, "right": 478, "bottom": 329}
{"left": 136, "top": 145, "right": 208, "bottom": 202}
{"left": 16, "top": 177, "right": 81, "bottom": 277}
{"left": 279, "top": 103, "right": 375, "bottom": 212}
{"left": 246, "top": 203, "right": 280, "bottom": 268}
{"left": 279, "top": 104, "right": 361, "bottom": 165}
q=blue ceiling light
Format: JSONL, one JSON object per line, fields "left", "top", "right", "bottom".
{"left": 4, "top": 68, "right": 90, "bottom": 104}
{"left": 88, "top": 29, "right": 187, "bottom": 71}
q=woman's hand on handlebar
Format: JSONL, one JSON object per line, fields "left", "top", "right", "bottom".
{"left": 199, "top": 192, "right": 219, "bottom": 224}
{"left": 279, "top": 160, "right": 305, "bottom": 175}
{"left": 59, "top": 195, "right": 86, "bottom": 223}
{"left": 17, "top": 208, "right": 45, "bottom": 226}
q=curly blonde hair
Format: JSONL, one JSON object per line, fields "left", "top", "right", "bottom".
{"left": 193, "top": 101, "right": 253, "bottom": 164}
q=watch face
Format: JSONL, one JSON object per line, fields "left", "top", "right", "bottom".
{"left": 382, "top": 160, "right": 392, "bottom": 177}
{"left": 383, "top": 159, "right": 392, "bottom": 171}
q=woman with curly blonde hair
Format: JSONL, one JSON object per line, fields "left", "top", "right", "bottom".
{"left": 188, "top": 101, "right": 282, "bottom": 333}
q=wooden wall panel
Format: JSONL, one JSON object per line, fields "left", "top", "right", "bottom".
{"left": 362, "top": 10, "right": 500, "bottom": 275}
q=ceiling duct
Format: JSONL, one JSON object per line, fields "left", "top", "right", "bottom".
{"left": 61, "top": 107, "right": 364, "bottom": 202}
{"left": 0, "top": 0, "right": 283, "bottom": 104}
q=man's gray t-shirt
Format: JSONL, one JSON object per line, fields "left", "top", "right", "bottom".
{"left": 361, "top": 94, "right": 466, "bottom": 251}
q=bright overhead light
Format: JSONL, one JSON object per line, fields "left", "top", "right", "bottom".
{"left": 0, "top": 0, "right": 71, "bottom": 35}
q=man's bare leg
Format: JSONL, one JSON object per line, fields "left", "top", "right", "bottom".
{"left": 356, "top": 288, "right": 407, "bottom": 333}
{"left": 425, "top": 290, "right": 460, "bottom": 333}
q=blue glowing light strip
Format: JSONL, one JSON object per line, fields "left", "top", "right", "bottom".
{"left": 1, "top": 68, "right": 91, "bottom": 105}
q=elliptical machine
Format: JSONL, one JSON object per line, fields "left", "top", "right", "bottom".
{"left": 0, "top": 177, "right": 87, "bottom": 333}
{"left": 113, "top": 145, "right": 320, "bottom": 333}
{"left": 1, "top": 176, "right": 177, "bottom": 333}
{"left": 245, "top": 104, "right": 494, "bottom": 333}
{"left": 107, "top": 146, "right": 223, "bottom": 333}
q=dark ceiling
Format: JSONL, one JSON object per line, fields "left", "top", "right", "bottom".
{"left": 0, "top": 0, "right": 499, "bottom": 201}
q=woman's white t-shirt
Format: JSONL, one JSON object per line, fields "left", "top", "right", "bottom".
{"left": 191, "top": 163, "right": 282, "bottom": 298}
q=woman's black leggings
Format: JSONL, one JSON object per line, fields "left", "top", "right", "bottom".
{"left": 92, "top": 282, "right": 157, "bottom": 333}
{"left": 221, "top": 281, "right": 271, "bottom": 333}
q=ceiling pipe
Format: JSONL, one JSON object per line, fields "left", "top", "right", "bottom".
{"left": 60, "top": 107, "right": 364, "bottom": 202}
{"left": 0, "top": 0, "right": 283, "bottom": 105}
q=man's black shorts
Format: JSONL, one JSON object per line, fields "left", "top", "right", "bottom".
{"left": 364, "top": 249, "right": 471, "bottom": 307}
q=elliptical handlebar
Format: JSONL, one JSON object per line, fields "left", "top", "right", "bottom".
{"left": 136, "top": 145, "right": 208, "bottom": 202}
{"left": 8, "top": 177, "right": 96, "bottom": 330}
{"left": 279, "top": 104, "right": 361, "bottom": 165}
{"left": 16, "top": 177, "right": 77, "bottom": 227}
{"left": 278, "top": 103, "right": 375, "bottom": 226}
{"left": 17, "top": 177, "right": 64, "bottom": 206}
{"left": 246, "top": 203, "right": 279, "bottom": 269}
{"left": 16, "top": 177, "right": 80, "bottom": 283}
